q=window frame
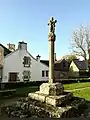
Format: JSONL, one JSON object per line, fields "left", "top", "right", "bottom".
{"left": 42, "top": 71, "right": 45, "bottom": 77}
{"left": 46, "top": 70, "right": 48, "bottom": 77}
{"left": 22, "top": 70, "right": 31, "bottom": 81}
{"left": 23, "top": 56, "right": 31, "bottom": 67}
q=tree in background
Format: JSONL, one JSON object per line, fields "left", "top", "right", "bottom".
{"left": 70, "top": 25, "right": 90, "bottom": 60}
{"left": 62, "top": 54, "right": 77, "bottom": 63}
{"left": 66, "top": 54, "right": 77, "bottom": 62}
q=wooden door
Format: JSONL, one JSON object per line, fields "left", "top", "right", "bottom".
{"left": 9, "top": 73, "right": 17, "bottom": 82}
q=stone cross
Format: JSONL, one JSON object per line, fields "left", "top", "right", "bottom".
{"left": 48, "top": 17, "right": 57, "bottom": 83}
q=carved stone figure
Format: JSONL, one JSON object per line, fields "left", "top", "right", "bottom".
{"left": 48, "top": 17, "right": 57, "bottom": 33}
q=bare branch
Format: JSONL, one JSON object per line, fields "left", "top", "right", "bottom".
{"left": 70, "top": 24, "right": 90, "bottom": 60}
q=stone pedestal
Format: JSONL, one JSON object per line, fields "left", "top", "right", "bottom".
{"left": 40, "top": 82, "right": 64, "bottom": 95}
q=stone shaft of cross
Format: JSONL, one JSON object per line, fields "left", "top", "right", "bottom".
{"left": 48, "top": 17, "right": 57, "bottom": 83}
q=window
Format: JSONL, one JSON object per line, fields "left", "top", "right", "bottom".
{"left": 22, "top": 71, "right": 31, "bottom": 81}
{"left": 24, "top": 58, "right": 28, "bottom": 64}
{"left": 42, "top": 70, "right": 48, "bottom": 77}
{"left": 9, "top": 72, "right": 18, "bottom": 82}
{"left": 42, "top": 71, "right": 45, "bottom": 77}
{"left": 46, "top": 71, "right": 48, "bottom": 77}
{"left": 23, "top": 56, "right": 31, "bottom": 67}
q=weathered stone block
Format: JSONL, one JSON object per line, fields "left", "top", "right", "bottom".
{"left": 46, "top": 92, "right": 73, "bottom": 106}
{"left": 40, "top": 82, "right": 64, "bottom": 96}
{"left": 28, "top": 91, "right": 47, "bottom": 102}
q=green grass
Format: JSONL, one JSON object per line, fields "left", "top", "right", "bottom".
{"left": 64, "top": 82, "right": 90, "bottom": 101}
{"left": 72, "top": 88, "right": 90, "bottom": 101}
{"left": 64, "top": 82, "right": 90, "bottom": 90}
{"left": 16, "top": 86, "right": 39, "bottom": 97}
{"left": 0, "top": 86, "right": 39, "bottom": 101}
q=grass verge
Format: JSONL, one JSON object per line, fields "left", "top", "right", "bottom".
{"left": 72, "top": 88, "right": 90, "bottom": 101}
{"left": 64, "top": 82, "right": 90, "bottom": 90}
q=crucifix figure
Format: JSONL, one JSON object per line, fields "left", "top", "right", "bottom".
{"left": 48, "top": 17, "right": 57, "bottom": 34}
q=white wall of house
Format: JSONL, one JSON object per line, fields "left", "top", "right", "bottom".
{"left": 68, "top": 61, "right": 79, "bottom": 77}
{"left": 2, "top": 42, "right": 49, "bottom": 83}
{"left": 30, "top": 58, "right": 49, "bottom": 81}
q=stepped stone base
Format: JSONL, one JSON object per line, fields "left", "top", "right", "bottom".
{"left": 4, "top": 96, "right": 86, "bottom": 118}
{"left": 28, "top": 82, "right": 73, "bottom": 106}
{"left": 46, "top": 92, "right": 72, "bottom": 106}
{"left": 28, "top": 91, "right": 46, "bottom": 103}
{"left": 28, "top": 91, "right": 73, "bottom": 106}
{"left": 3, "top": 81, "right": 86, "bottom": 118}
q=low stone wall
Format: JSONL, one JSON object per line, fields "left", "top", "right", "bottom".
{"left": 0, "top": 79, "right": 90, "bottom": 90}
{"left": 1, "top": 96, "right": 86, "bottom": 118}
{"left": 0, "top": 89, "right": 16, "bottom": 99}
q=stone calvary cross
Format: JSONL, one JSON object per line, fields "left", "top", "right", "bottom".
{"left": 28, "top": 17, "right": 85, "bottom": 111}
{"left": 48, "top": 17, "right": 57, "bottom": 83}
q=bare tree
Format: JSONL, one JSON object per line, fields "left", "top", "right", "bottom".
{"left": 70, "top": 25, "right": 90, "bottom": 60}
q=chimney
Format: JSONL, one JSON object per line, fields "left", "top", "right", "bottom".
{"left": 18, "top": 41, "right": 27, "bottom": 50}
{"left": 54, "top": 53, "right": 57, "bottom": 62}
{"left": 36, "top": 54, "right": 41, "bottom": 62}
{"left": 7, "top": 43, "right": 15, "bottom": 51}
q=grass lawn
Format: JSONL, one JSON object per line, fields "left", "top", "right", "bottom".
{"left": 16, "top": 86, "right": 39, "bottom": 97}
{"left": 64, "top": 82, "right": 90, "bottom": 101}
{"left": 64, "top": 82, "right": 90, "bottom": 90}
{"left": 72, "top": 88, "right": 90, "bottom": 101}
{"left": 0, "top": 86, "right": 39, "bottom": 101}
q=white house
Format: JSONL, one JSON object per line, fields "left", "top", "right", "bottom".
{"left": 1, "top": 41, "right": 49, "bottom": 83}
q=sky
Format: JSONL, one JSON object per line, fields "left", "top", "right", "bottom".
{"left": 0, "top": 0, "right": 90, "bottom": 60}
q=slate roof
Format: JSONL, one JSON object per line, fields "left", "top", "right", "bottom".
{"left": 40, "top": 60, "right": 49, "bottom": 66}
{"left": 0, "top": 44, "right": 11, "bottom": 56}
{"left": 54, "top": 59, "right": 69, "bottom": 71}
{"left": 73, "top": 59, "right": 88, "bottom": 70}
{"left": 55, "top": 59, "right": 62, "bottom": 63}
{"left": 40, "top": 59, "right": 69, "bottom": 71}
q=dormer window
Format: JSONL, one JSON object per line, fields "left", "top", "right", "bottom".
{"left": 23, "top": 56, "right": 31, "bottom": 67}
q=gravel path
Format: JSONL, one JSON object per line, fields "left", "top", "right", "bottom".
{"left": 0, "top": 97, "right": 21, "bottom": 106}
